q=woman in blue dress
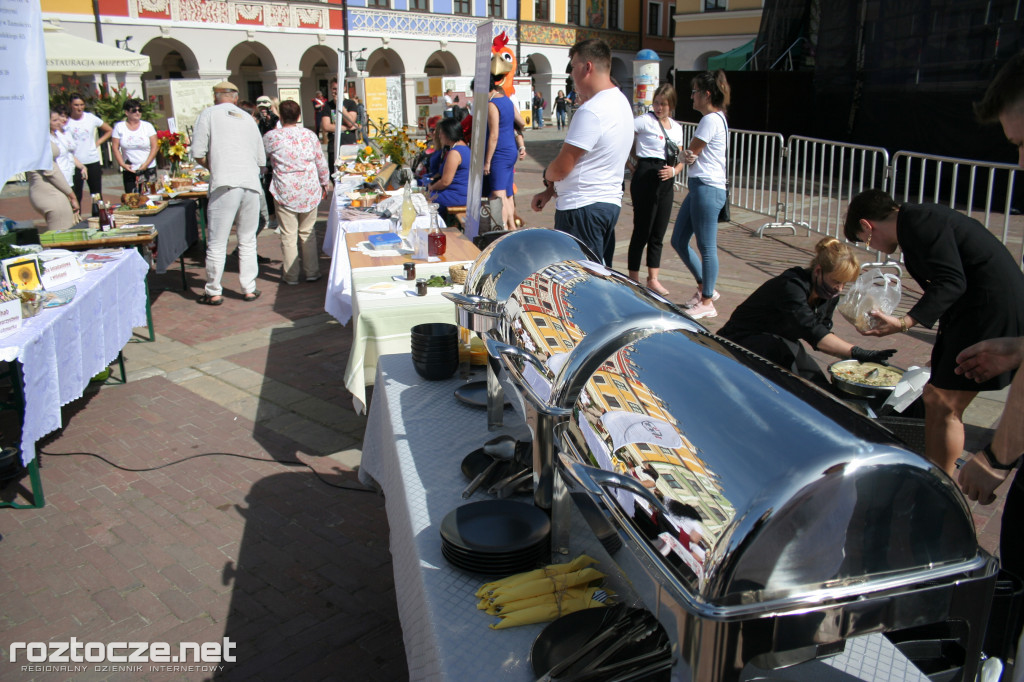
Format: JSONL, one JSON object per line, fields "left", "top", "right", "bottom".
{"left": 428, "top": 118, "right": 471, "bottom": 221}
{"left": 484, "top": 60, "right": 526, "bottom": 231}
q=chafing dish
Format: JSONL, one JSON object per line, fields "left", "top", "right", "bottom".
{"left": 549, "top": 327, "right": 996, "bottom": 681}
{"left": 444, "top": 229, "right": 599, "bottom": 429}
{"left": 485, "top": 259, "right": 701, "bottom": 560}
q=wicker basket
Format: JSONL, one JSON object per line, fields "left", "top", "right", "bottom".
{"left": 449, "top": 265, "right": 468, "bottom": 285}
{"left": 88, "top": 214, "right": 140, "bottom": 229}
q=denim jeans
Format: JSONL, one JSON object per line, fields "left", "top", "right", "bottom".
{"left": 670, "top": 177, "right": 726, "bottom": 298}
{"left": 554, "top": 202, "right": 621, "bottom": 267}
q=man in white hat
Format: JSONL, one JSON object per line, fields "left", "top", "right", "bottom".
{"left": 191, "top": 80, "right": 266, "bottom": 304}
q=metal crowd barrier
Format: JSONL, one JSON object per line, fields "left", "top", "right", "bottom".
{"left": 890, "top": 151, "right": 1022, "bottom": 266}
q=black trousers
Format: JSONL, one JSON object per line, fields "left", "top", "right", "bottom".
{"left": 628, "top": 157, "right": 675, "bottom": 271}
{"left": 73, "top": 162, "right": 104, "bottom": 216}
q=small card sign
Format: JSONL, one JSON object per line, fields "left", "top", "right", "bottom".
{"left": 0, "top": 298, "right": 22, "bottom": 338}
{"left": 1, "top": 255, "right": 42, "bottom": 291}
{"left": 40, "top": 256, "right": 85, "bottom": 290}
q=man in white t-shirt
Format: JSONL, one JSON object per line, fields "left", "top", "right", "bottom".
{"left": 531, "top": 39, "right": 633, "bottom": 266}
{"left": 64, "top": 93, "right": 112, "bottom": 216}
{"left": 191, "top": 81, "right": 266, "bottom": 305}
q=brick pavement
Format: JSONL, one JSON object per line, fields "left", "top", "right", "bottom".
{"left": 0, "top": 125, "right": 1013, "bottom": 681}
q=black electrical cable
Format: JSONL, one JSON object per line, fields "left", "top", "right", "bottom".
{"left": 38, "top": 449, "right": 377, "bottom": 493}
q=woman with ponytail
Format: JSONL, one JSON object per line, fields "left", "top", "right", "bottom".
{"left": 671, "top": 70, "right": 731, "bottom": 319}
{"left": 718, "top": 237, "right": 897, "bottom": 386}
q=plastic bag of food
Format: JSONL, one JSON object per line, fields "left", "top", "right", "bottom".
{"left": 838, "top": 268, "right": 901, "bottom": 332}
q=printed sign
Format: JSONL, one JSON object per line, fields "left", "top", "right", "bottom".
{"left": 40, "top": 256, "right": 85, "bottom": 290}
{"left": 0, "top": 298, "right": 22, "bottom": 338}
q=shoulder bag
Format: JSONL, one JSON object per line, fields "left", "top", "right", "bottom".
{"left": 652, "top": 112, "right": 680, "bottom": 168}
{"left": 716, "top": 111, "right": 731, "bottom": 223}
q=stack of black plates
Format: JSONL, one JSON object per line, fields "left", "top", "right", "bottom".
{"left": 571, "top": 492, "right": 623, "bottom": 555}
{"left": 440, "top": 500, "right": 551, "bottom": 575}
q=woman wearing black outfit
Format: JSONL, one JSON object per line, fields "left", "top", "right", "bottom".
{"left": 719, "top": 237, "right": 896, "bottom": 386}
{"left": 625, "top": 84, "right": 684, "bottom": 296}
{"left": 845, "top": 189, "right": 1024, "bottom": 475}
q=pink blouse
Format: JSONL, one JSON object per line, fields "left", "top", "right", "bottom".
{"left": 262, "top": 126, "right": 330, "bottom": 213}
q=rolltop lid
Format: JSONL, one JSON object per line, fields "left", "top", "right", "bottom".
{"left": 557, "top": 328, "right": 983, "bottom": 609}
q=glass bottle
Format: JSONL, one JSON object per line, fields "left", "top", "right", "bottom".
{"left": 400, "top": 182, "right": 417, "bottom": 238}
{"left": 95, "top": 196, "right": 109, "bottom": 231}
{"left": 427, "top": 203, "right": 445, "bottom": 257}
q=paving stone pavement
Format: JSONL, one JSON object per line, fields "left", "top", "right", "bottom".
{"left": 0, "top": 125, "right": 1012, "bottom": 681}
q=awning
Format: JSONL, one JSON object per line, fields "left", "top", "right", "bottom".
{"left": 44, "top": 26, "right": 150, "bottom": 74}
{"left": 707, "top": 39, "right": 755, "bottom": 71}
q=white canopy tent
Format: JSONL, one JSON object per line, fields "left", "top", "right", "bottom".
{"left": 44, "top": 26, "right": 150, "bottom": 74}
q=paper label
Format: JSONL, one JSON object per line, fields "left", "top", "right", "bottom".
{"left": 0, "top": 298, "right": 22, "bottom": 338}
{"left": 41, "top": 256, "right": 85, "bottom": 290}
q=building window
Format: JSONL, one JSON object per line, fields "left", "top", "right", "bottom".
{"left": 704, "top": 0, "right": 726, "bottom": 10}
{"left": 488, "top": 0, "right": 501, "bottom": 16}
{"left": 567, "top": 0, "right": 580, "bottom": 25}
{"left": 409, "top": 0, "right": 429, "bottom": 9}
{"left": 628, "top": 402, "right": 643, "bottom": 413}
{"left": 604, "top": 395, "right": 622, "bottom": 408}
{"left": 366, "top": 0, "right": 389, "bottom": 7}
{"left": 662, "top": 473, "right": 683, "bottom": 489}
{"left": 648, "top": 1, "right": 662, "bottom": 35}
{"left": 535, "top": 0, "right": 548, "bottom": 21}
{"left": 669, "top": 4, "right": 676, "bottom": 37}
{"left": 607, "top": 0, "right": 618, "bottom": 29}
{"left": 453, "top": 0, "right": 470, "bottom": 12}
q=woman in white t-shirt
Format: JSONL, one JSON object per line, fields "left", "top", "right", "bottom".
{"left": 50, "top": 110, "right": 83, "bottom": 187}
{"left": 625, "top": 84, "right": 685, "bottom": 296}
{"left": 111, "top": 98, "right": 158, "bottom": 193}
{"left": 670, "top": 70, "right": 731, "bottom": 320}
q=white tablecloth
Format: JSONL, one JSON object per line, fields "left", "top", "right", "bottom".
{"left": 0, "top": 250, "right": 149, "bottom": 465}
{"left": 357, "top": 354, "right": 643, "bottom": 681}
{"left": 323, "top": 184, "right": 445, "bottom": 326}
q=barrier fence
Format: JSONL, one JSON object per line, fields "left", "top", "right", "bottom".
{"left": 674, "top": 120, "right": 1023, "bottom": 269}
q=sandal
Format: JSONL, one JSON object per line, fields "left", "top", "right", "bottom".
{"left": 198, "top": 293, "right": 224, "bottom": 306}
{"left": 243, "top": 290, "right": 262, "bottom": 302}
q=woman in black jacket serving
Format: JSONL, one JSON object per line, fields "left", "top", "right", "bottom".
{"left": 719, "top": 237, "right": 896, "bottom": 387}
{"left": 845, "top": 189, "right": 1024, "bottom": 475}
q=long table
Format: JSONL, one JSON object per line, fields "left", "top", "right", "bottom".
{"left": 0, "top": 249, "right": 149, "bottom": 508}
{"left": 360, "top": 354, "right": 936, "bottom": 682}
{"left": 341, "top": 235, "right": 477, "bottom": 413}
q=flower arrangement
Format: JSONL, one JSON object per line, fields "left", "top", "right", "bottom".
{"left": 157, "top": 131, "right": 189, "bottom": 176}
{"left": 356, "top": 144, "right": 380, "bottom": 164}
{"left": 373, "top": 120, "right": 427, "bottom": 166}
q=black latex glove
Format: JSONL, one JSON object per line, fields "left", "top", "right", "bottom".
{"left": 850, "top": 346, "right": 897, "bottom": 365}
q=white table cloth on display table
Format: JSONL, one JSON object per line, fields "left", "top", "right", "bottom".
{"left": 358, "top": 354, "right": 935, "bottom": 682}
{"left": 0, "top": 249, "right": 149, "bottom": 467}
{"left": 323, "top": 183, "right": 445, "bottom": 326}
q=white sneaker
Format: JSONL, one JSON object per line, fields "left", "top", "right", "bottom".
{"left": 687, "top": 300, "right": 718, "bottom": 320}
{"left": 683, "top": 289, "right": 720, "bottom": 309}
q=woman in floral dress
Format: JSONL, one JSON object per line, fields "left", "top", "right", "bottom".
{"left": 262, "top": 99, "right": 332, "bottom": 284}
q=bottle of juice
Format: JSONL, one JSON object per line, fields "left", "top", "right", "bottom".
{"left": 400, "top": 182, "right": 417, "bottom": 238}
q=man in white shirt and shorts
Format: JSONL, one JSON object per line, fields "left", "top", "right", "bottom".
{"left": 191, "top": 81, "right": 266, "bottom": 305}
{"left": 531, "top": 39, "right": 633, "bottom": 266}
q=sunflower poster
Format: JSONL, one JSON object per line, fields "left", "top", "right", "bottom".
{"left": 2, "top": 255, "right": 43, "bottom": 292}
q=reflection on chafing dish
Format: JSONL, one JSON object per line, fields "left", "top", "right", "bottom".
{"left": 561, "top": 329, "right": 983, "bottom": 604}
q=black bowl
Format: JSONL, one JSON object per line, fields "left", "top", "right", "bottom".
{"left": 411, "top": 322, "right": 459, "bottom": 341}
{"left": 413, "top": 358, "right": 459, "bottom": 381}
{"left": 410, "top": 339, "right": 459, "bottom": 352}
{"left": 412, "top": 347, "right": 459, "bottom": 360}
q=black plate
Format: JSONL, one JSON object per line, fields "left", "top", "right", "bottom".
{"left": 454, "top": 381, "right": 513, "bottom": 410}
{"left": 461, "top": 448, "right": 517, "bottom": 488}
{"left": 441, "top": 544, "right": 544, "bottom": 576}
{"left": 440, "top": 500, "right": 551, "bottom": 554}
{"left": 441, "top": 536, "right": 548, "bottom": 561}
{"left": 531, "top": 607, "right": 672, "bottom": 680}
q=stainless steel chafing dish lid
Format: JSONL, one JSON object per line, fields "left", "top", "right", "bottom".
{"left": 558, "top": 329, "right": 985, "bottom": 609}
{"left": 453, "top": 229, "right": 598, "bottom": 317}
{"left": 491, "top": 259, "right": 700, "bottom": 413}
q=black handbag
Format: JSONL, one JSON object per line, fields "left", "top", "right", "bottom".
{"left": 653, "top": 113, "right": 679, "bottom": 167}
{"left": 717, "top": 112, "right": 731, "bottom": 223}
